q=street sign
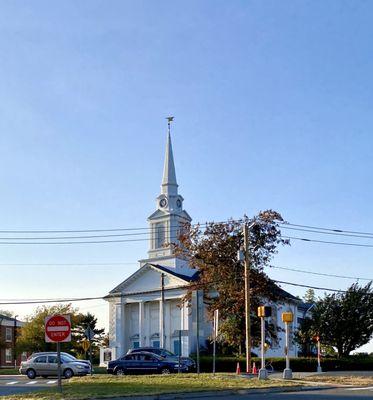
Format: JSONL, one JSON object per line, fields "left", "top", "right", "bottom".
{"left": 45, "top": 314, "right": 71, "bottom": 343}
{"left": 85, "top": 327, "right": 95, "bottom": 341}
{"left": 82, "top": 339, "right": 90, "bottom": 352}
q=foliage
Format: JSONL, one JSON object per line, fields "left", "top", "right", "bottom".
{"left": 303, "top": 289, "right": 316, "bottom": 304}
{"left": 72, "top": 312, "right": 105, "bottom": 360}
{"left": 16, "top": 305, "right": 105, "bottom": 359}
{"left": 174, "top": 210, "right": 289, "bottom": 349}
{"left": 297, "top": 282, "right": 373, "bottom": 357}
{"left": 195, "top": 355, "right": 373, "bottom": 372}
{"left": 0, "top": 309, "right": 13, "bottom": 318}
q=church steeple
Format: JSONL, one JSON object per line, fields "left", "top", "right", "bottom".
{"left": 142, "top": 117, "right": 192, "bottom": 269}
{"left": 161, "top": 130, "right": 178, "bottom": 196}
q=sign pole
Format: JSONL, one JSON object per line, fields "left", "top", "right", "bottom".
{"left": 317, "top": 338, "right": 322, "bottom": 372}
{"left": 57, "top": 342, "right": 62, "bottom": 392}
{"left": 281, "top": 311, "right": 293, "bottom": 379}
{"left": 178, "top": 329, "right": 181, "bottom": 374}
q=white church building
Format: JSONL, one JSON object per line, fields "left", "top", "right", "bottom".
{"left": 101, "top": 125, "right": 303, "bottom": 365}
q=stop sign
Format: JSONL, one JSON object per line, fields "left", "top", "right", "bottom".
{"left": 45, "top": 314, "right": 71, "bottom": 343}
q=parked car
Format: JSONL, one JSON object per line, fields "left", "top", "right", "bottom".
{"left": 30, "top": 352, "right": 92, "bottom": 370}
{"left": 127, "top": 347, "right": 196, "bottom": 371}
{"left": 107, "top": 351, "right": 188, "bottom": 375}
{"left": 19, "top": 352, "right": 91, "bottom": 379}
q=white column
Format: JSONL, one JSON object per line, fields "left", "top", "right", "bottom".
{"left": 114, "top": 302, "right": 125, "bottom": 356}
{"left": 139, "top": 301, "right": 144, "bottom": 346}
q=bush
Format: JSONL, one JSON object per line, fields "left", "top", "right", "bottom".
{"left": 193, "top": 355, "right": 373, "bottom": 372}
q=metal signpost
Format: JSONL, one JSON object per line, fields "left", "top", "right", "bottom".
{"left": 316, "top": 336, "right": 322, "bottom": 372}
{"left": 257, "top": 306, "right": 271, "bottom": 380}
{"left": 174, "top": 330, "right": 188, "bottom": 373}
{"left": 213, "top": 309, "right": 219, "bottom": 375}
{"left": 45, "top": 314, "right": 71, "bottom": 393}
{"left": 85, "top": 326, "right": 95, "bottom": 376}
{"left": 281, "top": 311, "right": 293, "bottom": 379}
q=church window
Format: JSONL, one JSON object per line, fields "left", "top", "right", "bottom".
{"left": 132, "top": 341, "right": 140, "bottom": 349}
{"left": 152, "top": 340, "right": 160, "bottom": 348}
{"left": 155, "top": 223, "right": 166, "bottom": 249}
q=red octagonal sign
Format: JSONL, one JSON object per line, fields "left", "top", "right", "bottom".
{"left": 45, "top": 314, "right": 71, "bottom": 343}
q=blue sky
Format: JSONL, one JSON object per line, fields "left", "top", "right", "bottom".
{"left": 0, "top": 1, "right": 372, "bottom": 352}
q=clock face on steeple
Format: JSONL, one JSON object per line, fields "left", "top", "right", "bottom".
{"left": 159, "top": 198, "right": 168, "bottom": 208}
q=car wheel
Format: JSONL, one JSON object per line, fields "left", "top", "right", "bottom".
{"left": 26, "top": 369, "right": 36, "bottom": 379}
{"left": 63, "top": 368, "right": 74, "bottom": 379}
{"left": 115, "top": 368, "right": 125, "bottom": 376}
{"left": 161, "top": 367, "right": 171, "bottom": 375}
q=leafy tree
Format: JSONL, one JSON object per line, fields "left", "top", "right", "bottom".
{"left": 16, "top": 304, "right": 79, "bottom": 354}
{"left": 297, "top": 283, "right": 373, "bottom": 357}
{"left": 72, "top": 312, "right": 105, "bottom": 359}
{"left": 174, "top": 210, "right": 289, "bottom": 350}
{"left": 303, "top": 289, "right": 316, "bottom": 304}
{"left": 16, "top": 305, "right": 106, "bottom": 363}
{"left": 0, "top": 310, "right": 13, "bottom": 318}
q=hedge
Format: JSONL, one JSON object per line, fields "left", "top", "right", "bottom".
{"left": 193, "top": 355, "right": 373, "bottom": 372}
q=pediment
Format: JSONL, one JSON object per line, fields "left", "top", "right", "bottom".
{"left": 109, "top": 263, "right": 189, "bottom": 294}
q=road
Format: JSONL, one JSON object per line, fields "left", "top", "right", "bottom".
{"left": 206, "top": 387, "right": 373, "bottom": 399}
{"left": 0, "top": 375, "right": 56, "bottom": 396}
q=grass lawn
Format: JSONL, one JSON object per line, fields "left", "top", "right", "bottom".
{"left": 0, "top": 369, "right": 18, "bottom": 375}
{"left": 298, "top": 375, "right": 373, "bottom": 386}
{"left": 5, "top": 373, "right": 302, "bottom": 400}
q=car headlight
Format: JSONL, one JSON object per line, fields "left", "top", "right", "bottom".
{"left": 76, "top": 365, "right": 85, "bottom": 369}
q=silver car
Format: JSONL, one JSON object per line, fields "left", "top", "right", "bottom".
{"left": 19, "top": 353, "right": 91, "bottom": 379}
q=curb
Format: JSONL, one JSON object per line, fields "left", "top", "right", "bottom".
{"left": 90, "top": 385, "right": 339, "bottom": 400}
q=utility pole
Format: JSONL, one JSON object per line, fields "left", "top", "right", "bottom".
{"left": 160, "top": 273, "right": 165, "bottom": 348}
{"left": 13, "top": 315, "right": 18, "bottom": 368}
{"left": 243, "top": 224, "right": 251, "bottom": 373}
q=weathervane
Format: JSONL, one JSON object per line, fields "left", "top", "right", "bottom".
{"left": 166, "top": 116, "right": 174, "bottom": 134}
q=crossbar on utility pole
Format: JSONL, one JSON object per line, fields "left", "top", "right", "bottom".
{"left": 243, "top": 223, "right": 251, "bottom": 374}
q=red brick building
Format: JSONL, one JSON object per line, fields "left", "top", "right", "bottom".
{"left": 0, "top": 314, "right": 25, "bottom": 368}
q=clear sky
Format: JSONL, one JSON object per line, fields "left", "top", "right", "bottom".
{"left": 0, "top": 1, "right": 372, "bottom": 352}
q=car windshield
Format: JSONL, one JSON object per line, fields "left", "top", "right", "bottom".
{"left": 62, "top": 354, "right": 77, "bottom": 361}
{"left": 160, "top": 350, "right": 174, "bottom": 357}
{"left": 61, "top": 355, "right": 77, "bottom": 363}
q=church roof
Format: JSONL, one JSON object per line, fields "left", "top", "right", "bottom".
{"left": 148, "top": 263, "right": 199, "bottom": 282}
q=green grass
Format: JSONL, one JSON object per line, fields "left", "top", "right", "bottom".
{"left": 4, "top": 373, "right": 302, "bottom": 400}
{"left": 0, "top": 369, "right": 18, "bottom": 375}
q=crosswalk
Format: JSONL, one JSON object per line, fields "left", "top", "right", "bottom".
{"left": 1, "top": 378, "right": 57, "bottom": 387}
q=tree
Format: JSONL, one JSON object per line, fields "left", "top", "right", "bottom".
{"left": 72, "top": 312, "right": 105, "bottom": 359}
{"left": 16, "top": 304, "right": 79, "bottom": 354}
{"left": 297, "top": 282, "right": 373, "bottom": 357}
{"left": 303, "top": 289, "right": 316, "bottom": 304}
{"left": 0, "top": 310, "right": 13, "bottom": 318}
{"left": 174, "top": 210, "right": 289, "bottom": 350}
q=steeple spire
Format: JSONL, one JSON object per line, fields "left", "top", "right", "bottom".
{"left": 161, "top": 117, "right": 178, "bottom": 195}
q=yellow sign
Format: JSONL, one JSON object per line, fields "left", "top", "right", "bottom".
{"left": 281, "top": 312, "right": 294, "bottom": 323}
{"left": 82, "top": 339, "right": 90, "bottom": 352}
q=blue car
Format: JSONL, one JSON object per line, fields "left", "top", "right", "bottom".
{"left": 107, "top": 351, "right": 188, "bottom": 375}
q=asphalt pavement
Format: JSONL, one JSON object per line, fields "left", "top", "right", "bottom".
{"left": 0, "top": 375, "right": 56, "bottom": 396}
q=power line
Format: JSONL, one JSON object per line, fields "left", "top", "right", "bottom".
{"left": 281, "top": 226, "right": 373, "bottom": 240}
{"left": 0, "top": 279, "right": 367, "bottom": 305}
{"left": 280, "top": 222, "right": 373, "bottom": 237}
{"left": 269, "top": 265, "right": 373, "bottom": 281}
{"left": 283, "top": 235, "right": 373, "bottom": 248}
{"left": 273, "top": 280, "right": 349, "bottom": 293}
